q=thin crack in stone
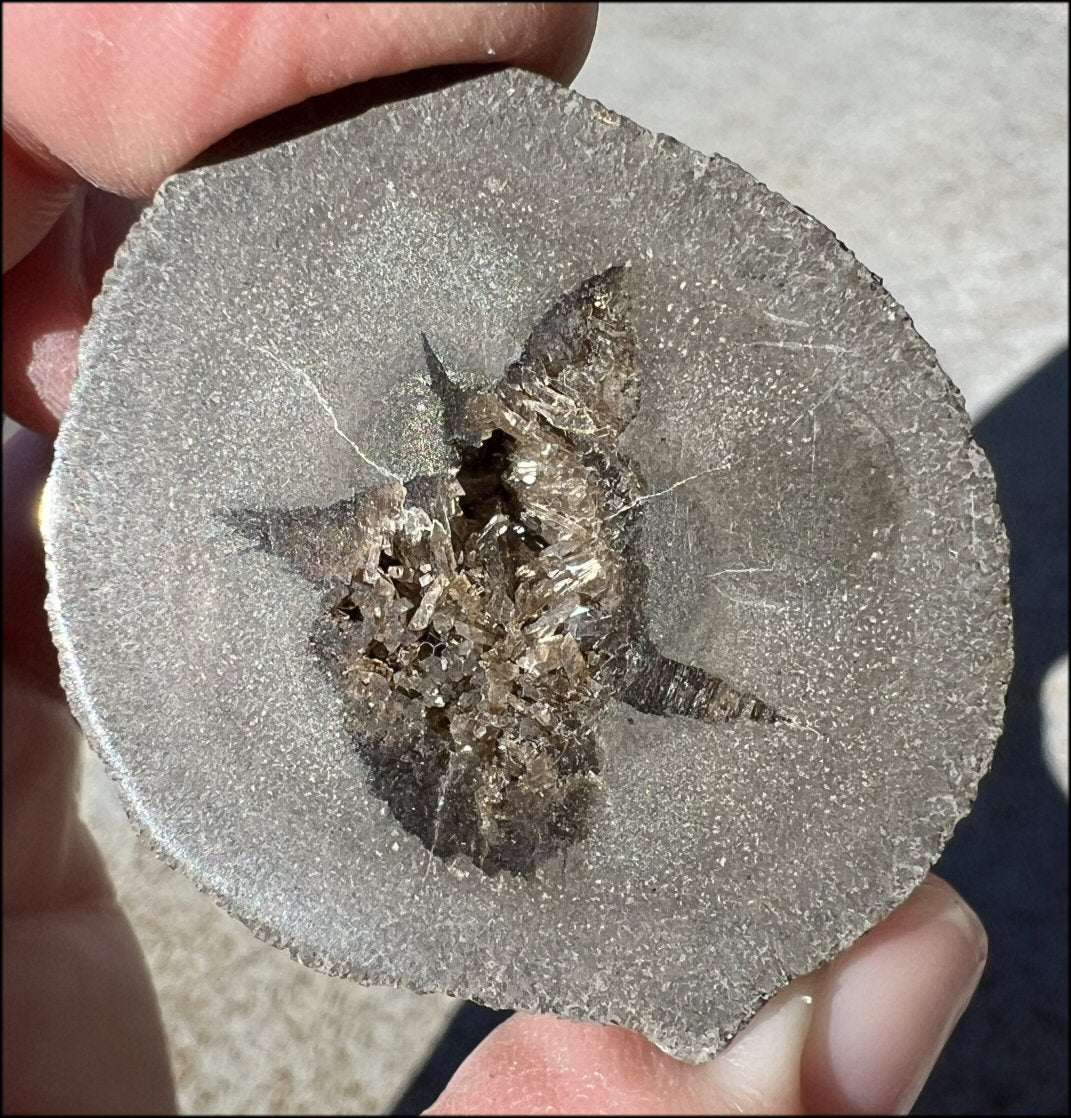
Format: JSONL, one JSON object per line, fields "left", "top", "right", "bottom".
{"left": 250, "top": 343, "right": 401, "bottom": 481}
{"left": 225, "top": 266, "right": 782, "bottom": 877}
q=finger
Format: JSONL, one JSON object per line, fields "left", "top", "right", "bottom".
{"left": 3, "top": 188, "right": 142, "bottom": 432}
{"left": 799, "top": 875, "right": 987, "bottom": 1114}
{"left": 3, "top": 906, "right": 176, "bottom": 1115}
{"left": 2, "top": 430, "right": 176, "bottom": 1114}
{"left": 2, "top": 2, "right": 597, "bottom": 237}
{"left": 2, "top": 130, "right": 76, "bottom": 272}
{"left": 2, "top": 3, "right": 598, "bottom": 437}
{"left": 426, "top": 874, "right": 986, "bottom": 1115}
{"left": 427, "top": 1012, "right": 717, "bottom": 1116}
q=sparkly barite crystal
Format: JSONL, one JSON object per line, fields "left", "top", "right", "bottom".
{"left": 227, "top": 267, "right": 778, "bottom": 876}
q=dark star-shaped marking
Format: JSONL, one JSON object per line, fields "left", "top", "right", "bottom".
{"left": 225, "top": 267, "right": 780, "bottom": 876}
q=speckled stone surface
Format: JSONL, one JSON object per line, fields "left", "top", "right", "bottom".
{"left": 42, "top": 67, "right": 1011, "bottom": 1061}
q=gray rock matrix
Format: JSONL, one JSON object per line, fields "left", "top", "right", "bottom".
{"left": 42, "top": 69, "right": 1011, "bottom": 1060}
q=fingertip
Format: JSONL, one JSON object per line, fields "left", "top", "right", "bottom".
{"left": 426, "top": 877, "right": 987, "bottom": 1115}
{"left": 3, "top": 2, "right": 599, "bottom": 198}
{"left": 426, "top": 1012, "right": 710, "bottom": 1115}
{"left": 3, "top": 187, "right": 141, "bottom": 436}
{"left": 701, "top": 981, "right": 819, "bottom": 1114}
{"left": 2, "top": 132, "right": 77, "bottom": 273}
{"left": 512, "top": 2, "right": 599, "bottom": 85}
{"left": 800, "top": 874, "right": 987, "bottom": 1115}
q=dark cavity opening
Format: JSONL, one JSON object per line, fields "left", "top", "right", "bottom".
{"left": 455, "top": 430, "right": 548, "bottom": 556}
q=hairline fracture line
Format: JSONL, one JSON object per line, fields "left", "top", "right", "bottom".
{"left": 252, "top": 344, "right": 401, "bottom": 482}
{"left": 607, "top": 466, "right": 730, "bottom": 520}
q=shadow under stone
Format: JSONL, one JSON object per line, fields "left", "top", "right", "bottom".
{"left": 916, "top": 348, "right": 1069, "bottom": 1115}
{"left": 390, "top": 1003, "right": 513, "bottom": 1116}
{"left": 186, "top": 65, "right": 502, "bottom": 173}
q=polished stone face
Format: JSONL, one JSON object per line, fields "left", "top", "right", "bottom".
{"left": 42, "top": 68, "right": 1011, "bottom": 1060}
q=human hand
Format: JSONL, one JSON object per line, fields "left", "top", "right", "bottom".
{"left": 2, "top": 4, "right": 985, "bottom": 1113}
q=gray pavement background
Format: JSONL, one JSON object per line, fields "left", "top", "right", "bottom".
{"left": 46, "top": 2, "right": 1071, "bottom": 1113}
{"left": 574, "top": 2, "right": 1067, "bottom": 422}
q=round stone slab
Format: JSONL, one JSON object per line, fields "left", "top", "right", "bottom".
{"left": 43, "top": 68, "right": 1011, "bottom": 1061}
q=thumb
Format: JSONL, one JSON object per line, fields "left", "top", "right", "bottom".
{"left": 426, "top": 874, "right": 985, "bottom": 1115}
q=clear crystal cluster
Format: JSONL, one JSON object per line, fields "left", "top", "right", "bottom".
{"left": 313, "top": 269, "right": 641, "bottom": 873}
{"left": 228, "top": 268, "right": 778, "bottom": 877}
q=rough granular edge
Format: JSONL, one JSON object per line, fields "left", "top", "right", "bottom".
{"left": 226, "top": 266, "right": 781, "bottom": 877}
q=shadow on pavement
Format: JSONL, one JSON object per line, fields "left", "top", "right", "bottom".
{"left": 390, "top": 1003, "right": 512, "bottom": 1115}
{"left": 918, "top": 348, "right": 1069, "bottom": 1115}
{"left": 392, "top": 351, "right": 1069, "bottom": 1116}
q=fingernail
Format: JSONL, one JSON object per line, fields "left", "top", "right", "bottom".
{"left": 801, "top": 876, "right": 987, "bottom": 1114}
{"left": 705, "top": 978, "right": 819, "bottom": 1113}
